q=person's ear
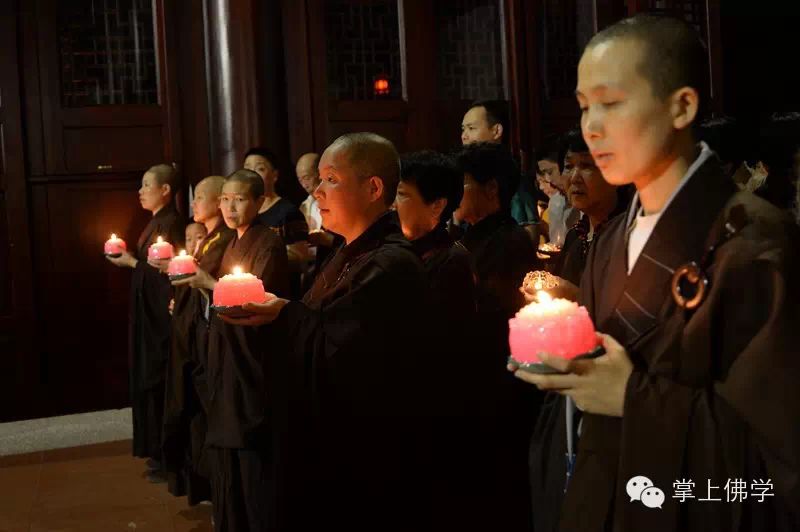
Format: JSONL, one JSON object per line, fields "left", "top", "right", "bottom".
{"left": 492, "top": 123, "right": 504, "bottom": 142}
{"left": 670, "top": 86, "right": 699, "bottom": 131}
{"left": 430, "top": 198, "right": 447, "bottom": 221}
{"left": 161, "top": 183, "right": 172, "bottom": 199}
{"left": 366, "top": 176, "right": 385, "bottom": 203}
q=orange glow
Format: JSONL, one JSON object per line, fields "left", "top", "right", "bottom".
{"left": 374, "top": 76, "right": 390, "bottom": 95}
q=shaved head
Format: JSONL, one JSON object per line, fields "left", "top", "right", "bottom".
{"left": 195, "top": 175, "right": 226, "bottom": 196}
{"left": 147, "top": 163, "right": 180, "bottom": 195}
{"left": 296, "top": 153, "right": 320, "bottom": 174}
{"left": 329, "top": 132, "right": 400, "bottom": 206}
{"left": 296, "top": 152, "right": 321, "bottom": 194}
{"left": 226, "top": 169, "right": 264, "bottom": 199}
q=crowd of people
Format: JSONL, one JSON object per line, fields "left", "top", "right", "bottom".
{"left": 106, "top": 14, "right": 800, "bottom": 532}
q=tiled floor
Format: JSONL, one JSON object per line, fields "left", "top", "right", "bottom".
{"left": 0, "top": 440, "right": 213, "bottom": 532}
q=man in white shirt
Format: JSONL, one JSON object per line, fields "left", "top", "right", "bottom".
{"left": 295, "top": 152, "right": 322, "bottom": 232}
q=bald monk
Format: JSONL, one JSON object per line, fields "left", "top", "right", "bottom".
{"left": 223, "top": 133, "right": 436, "bottom": 531}
{"left": 163, "top": 176, "right": 233, "bottom": 504}
{"left": 107, "top": 164, "right": 185, "bottom": 480}
{"left": 296, "top": 152, "right": 336, "bottom": 288}
{"left": 204, "top": 170, "right": 290, "bottom": 531}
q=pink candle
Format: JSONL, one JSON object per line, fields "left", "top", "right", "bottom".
{"left": 148, "top": 236, "right": 174, "bottom": 260}
{"left": 104, "top": 233, "right": 127, "bottom": 255}
{"left": 213, "top": 266, "right": 270, "bottom": 307}
{"left": 167, "top": 250, "right": 197, "bottom": 276}
{"left": 509, "top": 291, "right": 598, "bottom": 364}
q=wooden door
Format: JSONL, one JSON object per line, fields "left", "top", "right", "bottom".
{"left": 16, "top": 0, "right": 182, "bottom": 417}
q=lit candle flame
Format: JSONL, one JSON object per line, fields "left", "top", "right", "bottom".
{"left": 534, "top": 280, "right": 543, "bottom": 291}
{"left": 179, "top": 250, "right": 187, "bottom": 257}
{"left": 233, "top": 266, "right": 243, "bottom": 275}
{"left": 156, "top": 236, "right": 164, "bottom": 243}
{"left": 110, "top": 233, "right": 117, "bottom": 240}
{"left": 537, "top": 290, "right": 552, "bottom": 304}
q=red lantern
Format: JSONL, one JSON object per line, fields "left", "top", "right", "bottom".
{"left": 373, "top": 75, "right": 390, "bottom": 96}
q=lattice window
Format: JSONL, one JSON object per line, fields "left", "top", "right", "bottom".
{"left": 58, "top": 0, "right": 159, "bottom": 107}
{"left": 435, "top": 0, "right": 506, "bottom": 101}
{"left": 324, "top": 0, "right": 404, "bottom": 101}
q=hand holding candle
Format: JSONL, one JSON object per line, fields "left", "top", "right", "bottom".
{"left": 148, "top": 236, "right": 174, "bottom": 260}
{"left": 212, "top": 266, "right": 273, "bottom": 314}
{"left": 104, "top": 234, "right": 127, "bottom": 257}
{"left": 510, "top": 332, "right": 633, "bottom": 417}
{"left": 508, "top": 291, "right": 600, "bottom": 373}
{"left": 167, "top": 250, "right": 197, "bottom": 280}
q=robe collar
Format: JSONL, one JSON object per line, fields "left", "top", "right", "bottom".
{"left": 137, "top": 202, "right": 178, "bottom": 251}
{"left": 337, "top": 210, "right": 405, "bottom": 261}
{"left": 196, "top": 219, "right": 229, "bottom": 260}
{"left": 595, "top": 155, "right": 736, "bottom": 349}
{"left": 461, "top": 211, "right": 516, "bottom": 249}
{"left": 410, "top": 224, "right": 453, "bottom": 262}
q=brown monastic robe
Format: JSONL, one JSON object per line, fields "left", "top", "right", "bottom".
{"left": 162, "top": 220, "right": 234, "bottom": 504}
{"left": 558, "top": 156, "right": 800, "bottom": 531}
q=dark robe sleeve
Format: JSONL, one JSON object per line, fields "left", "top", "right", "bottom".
{"left": 251, "top": 233, "right": 290, "bottom": 298}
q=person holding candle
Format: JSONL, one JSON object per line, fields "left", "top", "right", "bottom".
{"left": 524, "top": 129, "right": 631, "bottom": 305}
{"left": 161, "top": 212, "right": 214, "bottom": 502}
{"left": 200, "top": 169, "right": 289, "bottom": 531}
{"left": 512, "top": 15, "right": 800, "bottom": 532}
{"left": 221, "top": 133, "right": 435, "bottom": 531}
{"left": 106, "top": 163, "right": 185, "bottom": 482}
{"left": 164, "top": 175, "right": 234, "bottom": 505}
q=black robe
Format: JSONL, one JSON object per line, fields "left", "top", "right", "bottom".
{"left": 275, "top": 211, "right": 434, "bottom": 531}
{"left": 410, "top": 225, "right": 481, "bottom": 529}
{"left": 129, "top": 203, "right": 185, "bottom": 459}
{"left": 162, "top": 220, "right": 234, "bottom": 503}
{"left": 558, "top": 157, "right": 800, "bottom": 531}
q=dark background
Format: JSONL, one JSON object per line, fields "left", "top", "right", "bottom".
{"left": 1, "top": 0, "right": 798, "bottom": 422}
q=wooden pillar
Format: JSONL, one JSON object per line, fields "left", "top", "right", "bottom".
{"left": 203, "top": 0, "right": 289, "bottom": 175}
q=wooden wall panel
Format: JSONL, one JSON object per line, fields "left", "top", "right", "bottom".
{"left": 30, "top": 179, "right": 152, "bottom": 415}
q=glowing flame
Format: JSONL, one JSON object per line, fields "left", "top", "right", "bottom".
{"left": 179, "top": 250, "right": 187, "bottom": 257}
{"left": 156, "top": 236, "right": 164, "bottom": 243}
{"left": 233, "top": 266, "right": 243, "bottom": 275}
{"left": 110, "top": 233, "right": 117, "bottom": 240}
{"left": 534, "top": 280, "right": 543, "bottom": 291}
{"left": 537, "top": 290, "right": 552, "bottom": 304}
